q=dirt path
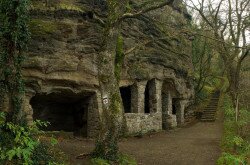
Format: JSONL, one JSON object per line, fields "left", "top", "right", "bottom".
{"left": 58, "top": 121, "right": 223, "bottom": 165}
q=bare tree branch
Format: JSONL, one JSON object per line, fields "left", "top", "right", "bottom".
{"left": 119, "top": 0, "right": 174, "bottom": 21}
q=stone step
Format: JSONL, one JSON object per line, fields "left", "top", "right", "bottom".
{"left": 204, "top": 109, "right": 217, "bottom": 111}
{"left": 205, "top": 106, "right": 218, "bottom": 109}
{"left": 203, "top": 111, "right": 216, "bottom": 114}
{"left": 201, "top": 91, "right": 220, "bottom": 122}
{"left": 208, "top": 103, "right": 218, "bottom": 105}
{"left": 200, "top": 119, "right": 215, "bottom": 122}
{"left": 204, "top": 108, "right": 217, "bottom": 111}
{"left": 202, "top": 115, "right": 216, "bottom": 118}
{"left": 204, "top": 108, "right": 217, "bottom": 110}
{"left": 203, "top": 113, "right": 216, "bottom": 115}
{"left": 201, "top": 118, "right": 215, "bottom": 121}
{"left": 203, "top": 113, "right": 216, "bottom": 116}
{"left": 201, "top": 115, "right": 216, "bottom": 118}
{"left": 204, "top": 107, "right": 217, "bottom": 110}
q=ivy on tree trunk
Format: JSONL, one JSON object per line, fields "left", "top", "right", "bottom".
{"left": 0, "top": 0, "right": 30, "bottom": 125}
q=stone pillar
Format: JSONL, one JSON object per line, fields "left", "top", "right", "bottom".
{"left": 162, "top": 92, "right": 177, "bottom": 129}
{"left": 131, "top": 81, "right": 147, "bottom": 113}
{"left": 167, "top": 92, "right": 172, "bottom": 115}
{"left": 162, "top": 92, "right": 168, "bottom": 130}
{"left": 149, "top": 79, "right": 162, "bottom": 113}
{"left": 176, "top": 100, "right": 189, "bottom": 126}
{"left": 23, "top": 92, "right": 35, "bottom": 126}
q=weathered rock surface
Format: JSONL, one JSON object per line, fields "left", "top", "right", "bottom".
{"left": 22, "top": 0, "right": 195, "bottom": 137}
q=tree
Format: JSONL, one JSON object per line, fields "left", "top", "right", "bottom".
{"left": 0, "top": 0, "right": 30, "bottom": 124}
{"left": 188, "top": 0, "right": 250, "bottom": 116}
{"left": 91, "top": 0, "right": 175, "bottom": 160}
{"left": 191, "top": 25, "right": 213, "bottom": 101}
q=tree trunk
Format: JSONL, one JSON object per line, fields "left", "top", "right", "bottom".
{"left": 92, "top": 25, "right": 125, "bottom": 160}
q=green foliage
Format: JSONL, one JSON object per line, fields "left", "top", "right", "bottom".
{"left": 91, "top": 154, "right": 137, "bottom": 165}
{"left": 118, "top": 154, "right": 137, "bottom": 165}
{"left": 91, "top": 158, "right": 110, "bottom": 165}
{"left": 217, "top": 152, "right": 247, "bottom": 165}
{"left": 92, "top": 133, "right": 119, "bottom": 161}
{"left": 191, "top": 25, "right": 226, "bottom": 104}
{"left": 29, "top": 19, "right": 58, "bottom": 37}
{"left": 0, "top": 0, "right": 30, "bottom": 124}
{"left": 217, "top": 95, "right": 250, "bottom": 164}
{"left": 0, "top": 112, "right": 65, "bottom": 164}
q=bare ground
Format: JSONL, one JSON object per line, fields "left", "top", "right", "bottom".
{"left": 57, "top": 120, "right": 223, "bottom": 165}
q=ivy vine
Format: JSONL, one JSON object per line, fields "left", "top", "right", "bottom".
{"left": 0, "top": 0, "right": 30, "bottom": 124}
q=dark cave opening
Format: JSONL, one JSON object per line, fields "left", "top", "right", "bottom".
{"left": 144, "top": 82, "right": 150, "bottom": 114}
{"left": 172, "top": 99, "right": 178, "bottom": 115}
{"left": 120, "top": 86, "right": 132, "bottom": 113}
{"left": 30, "top": 92, "right": 92, "bottom": 136}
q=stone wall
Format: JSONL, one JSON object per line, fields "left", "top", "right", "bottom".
{"left": 125, "top": 113, "right": 162, "bottom": 134}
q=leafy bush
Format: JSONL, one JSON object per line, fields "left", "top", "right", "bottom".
{"left": 0, "top": 112, "right": 66, "bottom": 165}
{"left": 91, "top": 158, "right": 110, "bottom": 165}
{"left": 118, "top": 154, "right": 137, "bottom": 165}
{"left": 217, "top": 96, "right": 250, "bottom": 165}
{"left": 91, "top": 154, "right": 137, "bottom": 165}
{"left": 217, "top": 152, "right": 247, "bottom": 165}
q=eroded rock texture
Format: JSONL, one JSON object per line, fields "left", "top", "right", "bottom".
{"left": 23, "top": 0, "right": 195, "bottom": 137}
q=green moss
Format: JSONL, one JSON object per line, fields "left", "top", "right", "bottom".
{"left": 29, "top": 19, "right": 58, "bottom": 37}
{"left": 57, "top": 3, "right": 84, "bottom": 12}
{"left": 110, "top": 93, "right": 122, "bottom": 115}
{"left": 30, "top": 0, "right": 85, "bottom": 12}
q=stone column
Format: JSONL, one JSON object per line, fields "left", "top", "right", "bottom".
{"left": 167, "top": 92, "right": 172, "bottom": 115}
{"left": 149, "top": 79, "right": 163, "bottom": 113}
{"left": 176, "top": 100, "right": 189, "bottom": 126}
{"left": 162, "top": 92, "right": 168, "bottom": 129}
{"left": 162, "top": 92, "right": 177, "bottom": 129}
{"left": 23, "top": 92, "right": 35, "bottom": 126}
{"left": 131, "top": 81, "right": 147, "bottom": 113}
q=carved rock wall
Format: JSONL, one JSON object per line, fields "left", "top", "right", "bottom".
{"left": 22, "top": 0, "right": 195, "bottom": 137}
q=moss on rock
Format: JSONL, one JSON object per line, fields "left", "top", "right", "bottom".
{"left": 29, "top": 19, "right": 58, "bottom": 37}
{"left": 30, "top": 0, "right": 86, "bottom": 12}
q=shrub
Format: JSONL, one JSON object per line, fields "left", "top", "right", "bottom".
{"left": 217, "top": 95, "right": 250, "bottom": 165}
{"left": 0, "top": 112, "right": 66, "bottom": 165}
{"left": 91, "top": 154, "right": 137, "bottom": 165}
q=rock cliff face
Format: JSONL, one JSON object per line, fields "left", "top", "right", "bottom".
{"left": 22, "top": 0, "right": 195, "bottom": 137}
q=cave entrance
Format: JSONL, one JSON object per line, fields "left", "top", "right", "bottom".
{"left": 30, "top": 92, "right": 94, "bottom": 137}
{"left": 172, "top": 98, "right": 178, "bottom": 115}
{"left": 144, "top": 81, "right": 150, "bottom": 113}
{"left": 120, "top": 86, "right": 132, "bottom": 113}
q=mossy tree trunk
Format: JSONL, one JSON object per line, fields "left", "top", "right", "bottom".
{"left": 92, "top": 1, "right": 125, "bottom": 161}
{"left": 0, "top": 0, "right": 29, "bottom": 125}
